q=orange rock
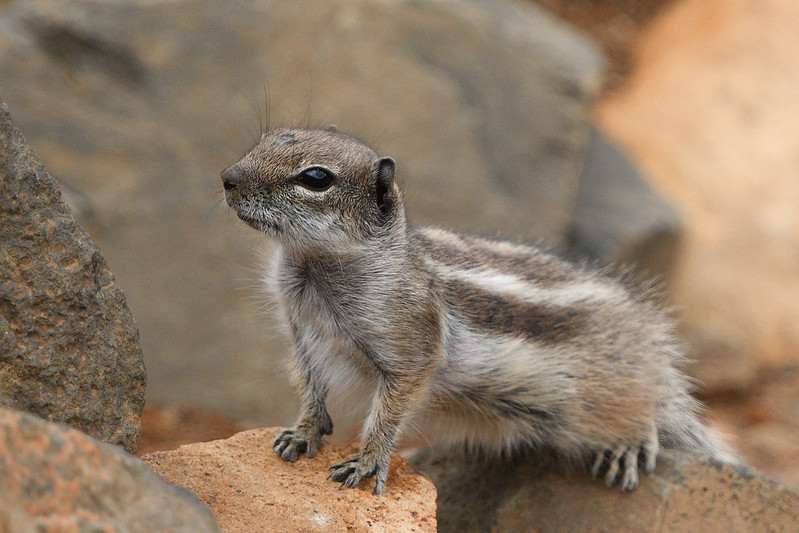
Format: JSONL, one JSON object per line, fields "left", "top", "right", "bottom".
{"left": 0, "top": 407, "right": 219, "bottom": 532}
{"left": 596, "top": 0, "right": 799, "bottom": 379}
{"left": 142, "top": 427, "right": 436, "bottom": 532}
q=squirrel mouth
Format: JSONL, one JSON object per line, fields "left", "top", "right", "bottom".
{"left": 237, "top": 213, "right": 279, "bottom": 234}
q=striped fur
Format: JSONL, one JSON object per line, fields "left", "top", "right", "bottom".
{"left": 222, "top": 127, "right": 732, "bottom": 494}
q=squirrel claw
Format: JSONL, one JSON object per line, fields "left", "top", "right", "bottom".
{"left": 273, "top": 428, "right": 320, "bottom": 461}
{"left": 328, "top": 452, "right": 386, "bottom": 494}
{"left": 591, "top": 426, "right": 658, "bottom": 491}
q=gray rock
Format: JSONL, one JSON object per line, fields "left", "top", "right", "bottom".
{"left": 568, "top": 127, "right": 683, "bottom": 278}
{"left": 412, "top": 447, "right": 799, "bottom": 532}
{"left": 0, "top": 406, "right": 219, "bottom": 533}
{"left": 0, "top": 0, "right": 602, "bottom": 424}
{"left": 0, "top": 101, "right": 145, "bottom": 452}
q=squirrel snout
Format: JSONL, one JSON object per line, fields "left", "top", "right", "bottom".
{"left": 221, "top": 165, "right": 245, "bottom": 191}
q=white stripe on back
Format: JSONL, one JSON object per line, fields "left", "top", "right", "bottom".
{"left": 427, "top": 260, "right": 620, "bottom": 308}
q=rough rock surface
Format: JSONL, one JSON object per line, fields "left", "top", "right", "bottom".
{"left": 0, "top": 406, "right": 220, "bottom": 533}
{"left": 142, "top": 427, "right": 436, "bottom": 532}
{"left": 413, "top": 448, "right": 799, "bottom": 532}
{"left": 0, "top": 0, "right": 601, "bottom": 424}
{"left": 0, "top": 101, "right": 145, "bottom": 452}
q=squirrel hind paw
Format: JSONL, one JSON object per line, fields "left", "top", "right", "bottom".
{"left": 598, "top": 445, "right": 638, "bottom": 491}
{"left": 591, "top": 433, "right": 658, "bottom": 491}
{"left": 643, "top": 425, "right": 659, "bottom": 474}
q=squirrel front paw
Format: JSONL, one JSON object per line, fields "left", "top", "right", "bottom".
{"left": 273, "top": 411, "right": 333, "bottom": 461}
{"left": 328, "top": 451, "right": 390, "bottom": 495}
{"left": 273, "top": 427, "right": 323, "bottom": 461}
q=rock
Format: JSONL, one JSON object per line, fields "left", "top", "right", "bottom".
{"left": 412, "top": 448, "right": 799, "bottom": 532}
{"left": 568, "top": 127, "right": 683, "bottom": 279}
{"left": 681, "top": 322, "right": 758, "bottom": 395}
{"left": 142, "top": 427, "right": 437, "bottom": 532}
{"left": 596, "top": 0, "right": 799, "bottom": 387}
{"left": 531, "top": 0, "right": 673, "bottom": 90}
{"left": 0, "top": 100, "right": 145, "bottom": 452}
{"left": 0, "top": 406, "right": 220, "bottom": 532}
{"left": 0, "top": 0, "right": 603, "bottom": 424}
{"left": 709, "top": 367, "right": 799, "bottom": 488}
{"left": 0, "top": 488, "right": 37, "bottom": 533}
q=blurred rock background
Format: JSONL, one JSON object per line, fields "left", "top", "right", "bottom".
{"left": 1, "top": 0, "right": 798, "bottom": 488}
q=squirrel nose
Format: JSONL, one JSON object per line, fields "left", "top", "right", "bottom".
{"left": 221, "top": 165, "right": 244, "bottom": 191}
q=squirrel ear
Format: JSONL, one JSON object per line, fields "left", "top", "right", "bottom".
{"left": 375, "top": 157, "right": 396, "bottom": 217}
{"left": 377, "top": 157, "right": 395, "bottom": 184}
{"left": 323, "top": 124, "right": 338, "bottom": 133}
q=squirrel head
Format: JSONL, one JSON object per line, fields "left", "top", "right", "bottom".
{"left": 221, "top": 128, "right": 402, "bottom": 252}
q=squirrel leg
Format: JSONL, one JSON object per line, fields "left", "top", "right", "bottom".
{"left": 328, "top": 372, "right": 424, "bottom": 494}
{"left": 274, "top": 339, "right": 333, "bottom": 461}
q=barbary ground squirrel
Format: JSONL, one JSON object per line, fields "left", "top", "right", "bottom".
{"left": 221, "top": 126, "right": 732, "bottom": 495}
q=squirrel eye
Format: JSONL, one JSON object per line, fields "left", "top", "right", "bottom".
{"left": 295, "top": 167, "right": 334, "bottom": 191}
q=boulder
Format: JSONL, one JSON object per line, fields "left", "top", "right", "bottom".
{"left": 0, "top": 100, "right": 145, "bottom": 452}
{"left": 413, "top": 448, "right": 799, "bottom": 532}
{"left": 0, "top": 406, "right": 219, "bottom": 532}
{"left": 142, "top": 427, "right": 437, "bottom": 532}
{"left": 0, "top": 0, "right": 603, "bottom": 424}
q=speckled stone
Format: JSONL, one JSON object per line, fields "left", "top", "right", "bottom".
{"left": 142, "top": 427, "right": 437, "bottom": 532}
{"left": 0, "top": 406, "right": 219, "bottom": 532}
{"left": 0, "top": 101, "right": 145, "bottom": 452}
